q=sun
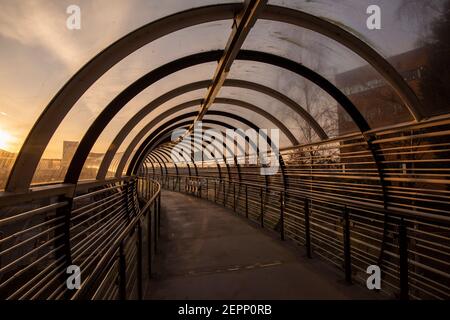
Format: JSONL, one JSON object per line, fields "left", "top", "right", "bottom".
{"left": 0, "top": 129, "right": 13, "bottom": 150}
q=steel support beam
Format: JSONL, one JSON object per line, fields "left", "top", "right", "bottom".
{"left": 6, "top": 3, "right": 421, "bottom": 192}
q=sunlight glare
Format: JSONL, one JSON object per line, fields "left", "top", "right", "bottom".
{"left": 0, "top": 129, "right": 13, "bottom": 150}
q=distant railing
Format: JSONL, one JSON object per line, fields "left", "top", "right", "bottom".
{"left": 150, "top": 173, "right": 450, "bottom": 300}
{"left": 0, "top": 176, "right": 161, "bottom": 300}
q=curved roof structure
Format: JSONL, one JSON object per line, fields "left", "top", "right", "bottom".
{"left": 2, "top": 0, "right": 447, "bottom": 192}
{"left": 0, "top": 0, "right": 449, "bottom": 301}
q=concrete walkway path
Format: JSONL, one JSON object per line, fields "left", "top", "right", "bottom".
{"left": 145, "top": 190, "right": 379, "bottom": 300}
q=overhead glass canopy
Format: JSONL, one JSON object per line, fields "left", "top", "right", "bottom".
{"left": 0, "top": 0, "right": 448, "bottom": 190}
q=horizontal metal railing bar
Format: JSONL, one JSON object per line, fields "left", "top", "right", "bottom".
{"left": 0, "top": 201, "right": 68, "bottom": 227}
{"left": 155, "top": 174, "right": 450, "bottom": 225}
{"left": 71, "top": 181, "right": 160, "bottom": 299}
{"left": 0, "top": 215, "right": 65, "bottom": 245}
{"left": 0, "top": 177, "right": 135, "bottom": 208}
{"left": 0, "top": 183, "right": 74, "bottom": 208}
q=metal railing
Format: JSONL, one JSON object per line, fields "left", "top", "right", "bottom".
{"left": 150, "top": 173, "right": 450, "bottom": 300}
{"left": 0, "top": 176, "right": 161, "bottom": 300}
{"left": 142, "top": 115, "right": 450, "bottom": 300}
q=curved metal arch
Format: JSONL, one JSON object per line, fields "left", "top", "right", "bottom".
{"left": 125, "top": 112, "right": 258, "bottom": 177}
{"left": 128, "top": 119, "right": 246, "bottom": 184}
{"left": 97, "top": 76, "right": 327, "bottom": 179}
{"left": 212, "top": 97, "right": 298, "bottom": 144}
{"left": 6, "top": 4, "right": 242, "bottom": 192}
{"left": 66, "top": 95, "right": 293, "bottom": 184}
{"left": 149, "top": 152, "right": 169, "bottom": 178}
{"left": 138, "top": 120, "right": 256, "bottom": 183}
{"left": 140, "top": 122, "right": 246, "bottom": 168}
{"left": 147, "top": 154, "right": 163, "bottom": 177}
{"left": 6, "top": 3, "right": 422, "bottom": 192}
{"left": 148, "top": 126, "right": 245, "bottom": 188}
{"left": 134, "top": 110, "right": 280, "bottom": 176}
{"left": 133, "top": 111, "right": 283, "bottom": 199}
{"left": 172, "top": 131, "right": 244, "bottom": 165}
{"left": 155, "top": 146, "right": 196, "bottom": 179}
{"left": 114, "top": 98, "right": 282, "bottom": 179}
{"left": 261, "top": 5, "right": 423, "bottom": 121}
{"left": 159, "top": 145, "right": 199, "bottom": 178}
{"left": 160, "top": 124, "right": 247, "bottom": 161}
{"left": 97, "top": 46, "right": 377, "bottom": 185}
{"left": 154, "top": 145, "right": 184, "bottom": 164}
{"left": 157, "top": 128, "right": 247, "bottom": 185}
{"left": 70, "top": 49, "right": 378, "bottom": 185}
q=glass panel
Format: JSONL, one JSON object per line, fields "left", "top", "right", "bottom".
{"left": 81, "top": 64, "right": 217, "bottom": 179}
{"left": 217, "top": 86, "right": 322, "bottom": 145}
{"left": 242, "top": 20, "right": 415, "bottom": 134}
{"left": 108, "top": 107, "right": 202, "bottom": 176}
{"left": 227, "top": 60, "right": 358, "bottom": 139}
{"left": 118, "top": 116, "right": 241, "bottom": 176}
{"left": 268, "top": 0, "right": 450, "bottom": 116}
{"left": 31, "top": 20, "right": 232, "bottom": 184}
{"left": 0, "top": 0, "right": 241, "bottom": 189}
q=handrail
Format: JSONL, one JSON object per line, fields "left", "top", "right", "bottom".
{"left": 0, "top": 176, "right": 161, "bottom": 300}
{"left": 150, "top": 172, "right": 450, "bottom": 300}
{"left": 72, "top": 179, "right": 160, "bottom": 299}
{"left": 153, "top": 174, "right": 450, "bottom": 226}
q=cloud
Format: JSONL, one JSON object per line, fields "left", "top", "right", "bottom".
{"left": 0, "top": 0, "right": 85, "bottom": 71}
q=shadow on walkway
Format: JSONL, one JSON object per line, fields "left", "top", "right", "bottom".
{"left": 145, "top": 190, "right": 381, "bottom": 300}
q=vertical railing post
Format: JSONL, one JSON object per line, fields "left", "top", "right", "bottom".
{"left": 399, "top": 218, "right": 409, "bottom": 300}
{"left": 342, "top": 205, "right": 352, "bottom": 284}
{"left": 124, "top": 180, "right": 131, "bottom": 220}
{"left": 157, "top": 192, "right": 161, "bottom": 238}
{"left": 233, "top": 182, "right": 236, "bottom": 212}
{"left": 280, "top": 192, "right": 285, "bottom": 241}
{"left": 119, "top": 241, "right": 127, "bottom": 300}
{"left": 214, "top": 179, "right": 217, "bottom": 203}
{"left": 55, "top": 195, "right": 74, "bottom": 300}
{"left": 260, "top": 187, "right": 264, "bottom": 228}
{"left": 223, "top": 181, "right": 226, "bottom": 207}
{"left": 206, "top": 178, "right": 209, "bottom": 201}
{"left": 137, "top": 224, "right": 143, "bottom": 299}
{"left": 153, "top": 198, "right": 157, "bottom": 253}
{"left": 147, "top": 207, "right": 152, "bottom": 278}
{"left": 304, "top": 198, "right": 312, "bottom": 258}
{"left": 245, "top": 185, "right": 248, "bottom": 219}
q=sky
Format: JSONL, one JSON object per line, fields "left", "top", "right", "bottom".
{"left": 0, "top": 0, "right": 441, "bottom": 158}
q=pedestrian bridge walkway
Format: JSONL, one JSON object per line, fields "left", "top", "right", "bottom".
{"left": 1, "top": 0, "right": 449, "bottom": 301}
{"left": 146, "top": 190, "right": 375, "bottom": 300}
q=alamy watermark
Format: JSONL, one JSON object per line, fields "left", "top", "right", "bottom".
{"left": 66, "top": 5, "right": 81, "bottom": 30}
{"left": 66, "top": 265, "right": 81, "bottom": 290}
{"left": 170, "top": 122, "right": 280, "bottom": 176}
